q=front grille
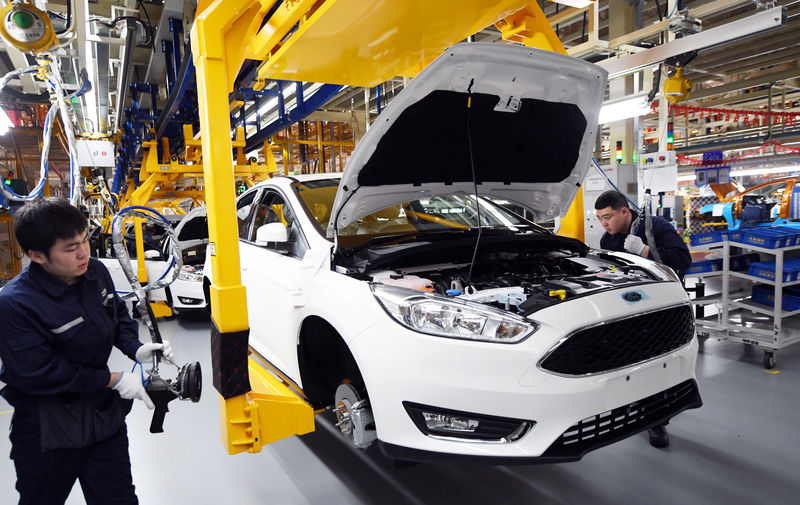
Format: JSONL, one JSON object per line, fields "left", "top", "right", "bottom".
{"left": 542, "top": 379, "right": 702, "bottom": 460}
{"left": 539, "top": 304, "right": 694, "bottom": 376}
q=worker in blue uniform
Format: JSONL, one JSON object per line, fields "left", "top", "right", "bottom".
{"left": 594, "top": 189, "right": 692, "bottom": 449}
{"left": 0, "top": 198, "right": 172, "bottom": 505}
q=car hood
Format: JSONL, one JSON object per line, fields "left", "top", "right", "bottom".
{"left": 174, "top": 206, "right": 207, "bottom": 241}
{"left": 327, "top": 42, "right": 607, "bottom": 238}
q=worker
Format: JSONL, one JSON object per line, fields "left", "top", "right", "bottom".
{"left": 0, "top": 198, "right": 172, "bottom": 505}
{"left": 594, "top": 189, "right": 692, "bottom": 449}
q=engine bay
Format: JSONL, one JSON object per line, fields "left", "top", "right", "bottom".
{"left": 363, "top": 248, "right": 659, "bottom": 316}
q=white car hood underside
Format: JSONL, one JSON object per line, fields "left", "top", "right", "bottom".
{"left": 327, "top": 42, "right": 607, "bottom": 238}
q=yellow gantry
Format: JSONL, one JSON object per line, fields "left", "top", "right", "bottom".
{"left": 191, "top": 0, "right": 581, "bottom": 454}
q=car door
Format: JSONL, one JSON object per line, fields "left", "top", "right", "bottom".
{"left": 239, "top": 187, "right": 309, "bottom": 381}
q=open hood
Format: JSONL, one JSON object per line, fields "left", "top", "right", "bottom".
{"left": 327, "top": 43, "right": 607, "bottom": 238}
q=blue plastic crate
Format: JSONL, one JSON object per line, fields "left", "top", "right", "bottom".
{"left": 687, "top": 258, "right": 723, "bottom": 275}
{"left": 748, "top": 261, "right": 800, "bottom": 282}
{"left": 690, "top": 230, "right": 728, "bottom": 246}
{"left": 729, "top": 229, "right": 745, "bottom": 243}
{"left": 740, "top": 228, "right": 793, "bottom": 249}
{"left": 771, "top": 226, "right": 800, "bottom": 247}
{"left": 751, "top": 284, "right": 800, "bottom": 311}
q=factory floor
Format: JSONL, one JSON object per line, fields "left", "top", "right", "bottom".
{"left": 1, "top": 313, "right": 798, "bottom": 505}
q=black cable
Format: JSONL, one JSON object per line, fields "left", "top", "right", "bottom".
{"left": 653, "top": 0, "right": 664, "bottom": 21}
{"left": 581, "top": 11, "right": 587, "bottom": 43}
{"left": 137, "top": 0, "right": 157, "bottom": 53}
{"left": 464, "top": 79, "right": 482, "bottom": 288}
{"left": 54, "top": 0, "right": 72, "bottom": 35}
{"left": 88, "top": 16, "right": 154, "bottom": 47}
{"left": 647, "top": 64, "right": 662, "bottom": 103}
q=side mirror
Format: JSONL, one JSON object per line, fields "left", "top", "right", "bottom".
{"left": 144, "top": 249, "right": 161, "bottom": 259}
{"left": 255, "top": 222, "right": 288, "bottom": 246}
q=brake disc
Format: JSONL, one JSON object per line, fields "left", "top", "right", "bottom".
{"left": 333, "top": 383, "right": 376, "bottom": 449}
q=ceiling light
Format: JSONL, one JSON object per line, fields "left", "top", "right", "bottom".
{"left": 553, "top": 0, "right": 595, "bottom": 8}
{"left": 730, "top": 164, "right": 800, "bottom": 177}
{"left": 598, "top": 94, "right": 651, "bottom": 124}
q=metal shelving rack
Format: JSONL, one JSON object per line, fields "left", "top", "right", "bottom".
{"left": 690, "top": 237, "right": 800, "bottom": 368}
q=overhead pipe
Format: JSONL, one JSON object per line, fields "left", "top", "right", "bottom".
{"left": 153, "top": 48, "right": 194, "bottom": 140}
{"left": 114, "top": 18, "right": 139, "bottom": 132}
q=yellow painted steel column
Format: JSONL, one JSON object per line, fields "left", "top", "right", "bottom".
{"left": 191, "top": 0, "right": 257, "bottom": 455}
{"left": 316, "top": 121, "right": 324, "bottom": 172}
{"left": 192, "top": 0, "right": 317, "bottom": 455}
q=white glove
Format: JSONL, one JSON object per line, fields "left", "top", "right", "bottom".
{"left": 624, "top": 234, "right": 648, "bottom": 256}
{"left": 112, "top": 372, "right": 154, "bottom": 409}
{"left": 135, "top": 341, "right": 174, "bottom": 363}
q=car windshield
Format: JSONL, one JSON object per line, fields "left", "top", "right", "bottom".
{"left": 292, "top": 178, "right": 543, "bottom": 239}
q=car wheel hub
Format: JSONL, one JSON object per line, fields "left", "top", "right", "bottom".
{"left": 333, "top": 383, "right": 376, "bottom": 449}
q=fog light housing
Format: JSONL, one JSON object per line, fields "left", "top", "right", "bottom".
{"left": 177, "top": 296, "right": 202, "bottom": 305}
{"left": 404, "top": 402, "right": 533, "bottom": 443}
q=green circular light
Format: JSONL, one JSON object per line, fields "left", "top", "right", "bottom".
{"left": 12, "top": 11, "right": 34, "bottom": 29}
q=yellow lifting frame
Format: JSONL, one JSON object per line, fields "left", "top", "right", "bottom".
{"left": 191, "top": 0, "right": 586, "bottom": 455}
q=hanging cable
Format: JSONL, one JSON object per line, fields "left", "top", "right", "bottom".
{"left": 464, "top": 80, "right": 482, "bottom": 288}
{"left": 53, "top": 0, "right": 72, "bottom": 35}
{"left": 0, "top": 65, "right": 51, "bottom": 202}
{"left": 42, "top": 60, "right": 81, "bottom": 206}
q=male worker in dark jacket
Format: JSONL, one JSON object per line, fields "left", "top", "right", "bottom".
{"left": 0, "top": 198, "right": 171, "bottom": 505}
{"left": 594, "top": 190, "right": 692, "bottom": 449}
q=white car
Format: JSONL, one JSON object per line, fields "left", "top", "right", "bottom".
{"left": 99, "top": 206, "right": 208, "bottom": 313}
{"left": 205, "top": 43, "right": 701, "bottom": 462}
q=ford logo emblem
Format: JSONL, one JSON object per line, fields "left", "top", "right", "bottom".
{"left": 623, "top": 291, "right": 643, "bottom": 302}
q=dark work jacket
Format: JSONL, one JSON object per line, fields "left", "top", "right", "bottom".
{"left": 0, "top": 258, "right": 142, "bottom": 413}
{"left": 600, "top": 210, "right": 692, "bottom": 280}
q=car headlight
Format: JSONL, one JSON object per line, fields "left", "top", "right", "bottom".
{"left": 371, "top": 284, "right": 537, "bottom": 343}
{"left": 650, "top": 262, "right": 681, "bottom": 283}
{"left": 178, "top": 265, "right": 203, "bottom": 282}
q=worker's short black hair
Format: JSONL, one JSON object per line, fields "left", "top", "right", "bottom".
{"left": 594, "top": 190, "right": 630, "bottom": 211}
{"left": 14, "top": 198, "right": 87, "bottom": 258}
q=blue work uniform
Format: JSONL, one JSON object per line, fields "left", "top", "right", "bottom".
{"left": 600, "top": 209, "right": 692, "bottom": 280}
{"left": 0, "top": 257, "right": 143, "bottom": 505}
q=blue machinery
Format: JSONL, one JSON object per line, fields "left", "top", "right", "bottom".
{"left": 113, "top": 17, "right": 344, "bottom": 195}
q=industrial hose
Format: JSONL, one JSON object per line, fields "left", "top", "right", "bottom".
{"left": 111, "top": 205, "right": 182, "bottom": 373}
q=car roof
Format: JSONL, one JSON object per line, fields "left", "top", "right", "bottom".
{"left": 250, "top": 173, "right": 342, "bottom": 191}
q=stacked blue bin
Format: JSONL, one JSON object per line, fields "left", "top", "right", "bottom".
{"left": 690, "top": 230, "right": 728, "bottom": 247}
{"left": 731, "top": 226, "right": 800, "bottom": 249}
{"left": 748, "top": 258, "right": 800, "bottom": 282}
{"left": 751, "top": 284, "right": 800, "bottom": 311}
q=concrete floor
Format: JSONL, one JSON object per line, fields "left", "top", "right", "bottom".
{"left": 2, "top": 314, "right": 799, "bottom": 505}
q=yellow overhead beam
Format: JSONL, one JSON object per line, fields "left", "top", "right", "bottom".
{"left": 253, "top": 0, "right": 532, "bottom": 87}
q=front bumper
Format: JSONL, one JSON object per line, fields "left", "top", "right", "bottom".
{"left": 349, "top": 281, "right": 700, "bottom": 460}
{"left": 379, "top": 379, "right": 702, "bottom": 464}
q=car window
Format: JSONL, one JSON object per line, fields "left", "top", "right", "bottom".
{"left": 292, "top": 178, "right": 339, "bottom": 232}
{"left": 750, "top": 182, "right": 787, "bottom": 200}
{"left": 237, "top": 190, "right": 258, "bottom": 240}
{"left": 291, "top": 179, "right": 542, "bottom": 239}
{"left": 340, "top": 193, "right": 535, "bottom": 237}
{"left": 252, "top": 190, "right": 308, "bottom": 258}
